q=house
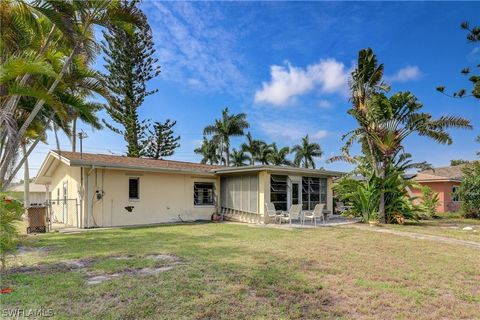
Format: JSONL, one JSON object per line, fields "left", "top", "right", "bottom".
{"left": 35, "top": 151, "right": 342, "bottom": 228}
{"left": 7, "top": 183, "right": 48, "bottom": 207}
{"left": 410, "top": 165, "right": 464, "bottom": 213}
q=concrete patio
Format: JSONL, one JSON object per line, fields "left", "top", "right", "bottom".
{"left": 250, "top": 215, "right": 361, "bottom": 230}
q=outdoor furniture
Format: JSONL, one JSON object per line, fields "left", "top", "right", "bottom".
{"left": 335, "top": 202, "right": 353, "bottom": 214}
{"left": 264, "top": 203, "right": 281, "bottom": 224}
{"left": 279, "top": 204, "right": 302, "bottom": 225}
{"left": 302, "top": 203, "right": 325, "bottom": 226}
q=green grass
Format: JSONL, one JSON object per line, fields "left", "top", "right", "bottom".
{"left": 1, "top": 222, "right": 479, "bottom": 319}
{"left": 385, "top": 216, "right": 480, "bottom": 242}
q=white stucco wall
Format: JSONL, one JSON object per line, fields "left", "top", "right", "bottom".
{"left": 87, "top": 168, "right": 219, "bottom": 227}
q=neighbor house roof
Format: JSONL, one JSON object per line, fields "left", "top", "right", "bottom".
{"left": 413, "top": 165, "right": 464, "bottom": 182}
{"left": 7, "top": 183, "right": 47, "bottom": 193}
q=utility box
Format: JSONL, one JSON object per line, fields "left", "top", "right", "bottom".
{"left": 26, "top": 206, "right": 47, "bottom": 234}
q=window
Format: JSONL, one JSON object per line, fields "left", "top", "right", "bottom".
{"left": 194, "top": 183, "right": 214, "bottom": 206}
{"left": 302, "top": 177, "right": 327, "bottom": 210}
{"left": 292, "top": 183, "right": 299, "bottom": 205}
{"left": 270, "top": 175, "right": 288, "bottom": 211}
{"left": 452, "top": 186, "right": 460, "bottom": 202}
{"left": 129, "top": 178, "right": 139, "bottom": 200}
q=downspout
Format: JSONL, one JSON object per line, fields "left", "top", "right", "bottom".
{"left": 85, "top": 166, "right": 95, "bottom": 228}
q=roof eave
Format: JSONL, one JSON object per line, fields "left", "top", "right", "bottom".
{"left": 214, "top": 165, "right": 344, "bottom": 177}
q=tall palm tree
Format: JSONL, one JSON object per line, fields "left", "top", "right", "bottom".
{"left": 369, "top": 92, "right": 471, "bottom": 222}
{"left": 241, "top": 132, "right": 262, "bottom": 165}
{"left": 230, "top": 148, "right": 249, "bottom": 167}
{"left": 343, "top": 48, "right": 390, "bottom": 174}
{"left": 203, "top": 107, "right": 249, "bottom": 166}
{"left": 194, "top": 137, "right": 221, "bottom": 165}
{"left": 256, "top": 142, "right": 274, "bottom": 165}
{"left": 268, "top": 143, "right": 292, "bottom": 166}
{"left": 292, "top": 135, "right": 322, "bottom": 169}
{"left": 0, "top": 0, "right": 139, "bottom": 189}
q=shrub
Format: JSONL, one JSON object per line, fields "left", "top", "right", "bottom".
{"left": 0, "top": 193, "right": 24, "bottom": 273}
{"left": 459, "top": 161, "right": 480, "bottom": 218}
{"left": 419, "top": 185, "right": 439, "bottom": 218}
{"left": 333, "top": 174, "right": 379, "bottom": 223}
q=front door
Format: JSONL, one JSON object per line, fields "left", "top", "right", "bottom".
{"left": 62, "top": 182, "right": 68, "bottom": 224}
{"left": 291, "top": 182, "right": 300, "bottom": 207}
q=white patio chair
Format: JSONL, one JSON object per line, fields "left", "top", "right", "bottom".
{"left": 303, "top": 203, "right": 325, "bottom": 226}
{"left": 279, "top": 204, "right": 302, "bottom": 225}
{"left": 264, "top": 203, "right": 280, "bottom": 224}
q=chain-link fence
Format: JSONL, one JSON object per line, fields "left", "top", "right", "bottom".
{"left": 46, "top": 198, "right": 80, "bottom": 229}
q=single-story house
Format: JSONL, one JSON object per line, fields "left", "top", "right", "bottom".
{"left": 7, "top": 183, "right": 48, "bottom": 206}
{"left": 410, "top": 165, "right": 464, "bottom": 213}
{"left": 35, "top": 151, "right": 342, "bottom": 228}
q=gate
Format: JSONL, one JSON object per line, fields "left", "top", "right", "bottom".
{"left": 46, "top": 198, "right": 80, "bottom": 229}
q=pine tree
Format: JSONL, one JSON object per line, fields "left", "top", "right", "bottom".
{"left": 101, "top": 0, "right": 161, "bottom": 157}
{"left": 145, "top": 120, "right": 180, "bottom": 159}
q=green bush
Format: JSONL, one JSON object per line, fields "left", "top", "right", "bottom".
{"left": 419, "top": 185, "right": 439, "bottom": 218}
{"left": 459, "top": 162, "right": 480, "bottom": 218}
{"left": 0, "top": 193, "right": 24, "bottom": 273}
{"left": 333, "top": 174, "right": 379, "bottom": 223}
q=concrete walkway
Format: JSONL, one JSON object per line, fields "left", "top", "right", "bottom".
{"left": 346, "top": 224, "right": 480, "bottom": 249}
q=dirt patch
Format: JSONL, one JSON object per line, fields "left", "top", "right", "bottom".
{"left": 7, "top": 254, "right": 184, "bottom": 284}
{"left": 85, "top": 254, "right": 183, "bottom": 285}
{"left": 8, "top": 258, "right": 94, "bottom": 274}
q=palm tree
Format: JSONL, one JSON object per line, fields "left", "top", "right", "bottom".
{"left": 203, "top": 107, "right": 249, "bottom": 167}
{"left": 255, "top": 142, "right": 274, "bottom": 165}
{"left": 241, "top": 132, "right": 262, "bottom": 165}
{"left": 343, "top": 48, "right": 390, "bottom": 174}
{"left": 368, "top": 92, "right": 471, "bottom": 223}
{"left": 268, "top": 143, "right": 292, "bottom": 166}
{"left": 0, "top": 0, "right": 138, "bottom": 189}
{"left": 230, "top": 148, "right": 249, "bottom": 167}
{"left": 292, "top": 135, "right": 323, "bottom": 169}
{"left": 194, "top": 137, "right": 221, "bottom": 165}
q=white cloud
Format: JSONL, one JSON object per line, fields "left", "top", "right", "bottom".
{"left": 145, "top": 2, "right": 248, "bottom": 92}
{"left": 387, "top": 66, "right": 422, "bottom": 83}
{"left": 318, "top": 100, "right": 332, "bottom": 109}
{"left": 254, "top": 59, "right": 349, "bottom": 106}
{"left": 258, "top": 120, "right": 329, "bottom": 142}
{"left": 312, "top": 130, "right": 329, "bottom": 140}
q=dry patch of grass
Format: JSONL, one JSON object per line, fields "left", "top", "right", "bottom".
{"left": 1, "top": 222, "right": 479, "bottom": 319}
{"left": 385, "top": 218, "right": 480, "bottom": 243}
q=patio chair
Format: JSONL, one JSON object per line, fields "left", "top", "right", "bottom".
{"left": 264, "top": 203, "right": 280, "bottom": 224}
{"left": 303, "top": 203, "right": 325, "bottom": 226}
{"left": 279, "top": 204, "right": 302, "bottom": 225}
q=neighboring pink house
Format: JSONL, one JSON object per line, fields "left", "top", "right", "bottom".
{"left": 410, "top": 166, "right": 464, "bottom": 213}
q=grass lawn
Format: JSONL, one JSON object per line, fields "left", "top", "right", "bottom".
{"left": 1, "top": 222, "right": 479, "bottom": 319}
{"left": 383, "top": 217, "right": 480, "bottom": 243}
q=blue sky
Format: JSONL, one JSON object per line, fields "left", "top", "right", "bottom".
{"left": 24, "top": 1, "right": 480, "bottom": 180}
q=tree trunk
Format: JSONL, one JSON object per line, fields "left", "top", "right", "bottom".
{"left": 22, "top": 143, "right": 29, "bottom": 209}
{"left": 378, "top": 157, "right": 387, "bottom": 224}
{"left": 71, "top": 117, "right": 77, "bottom": 152}
{"left": 0, "top": 46, "right": 78, "bottom": 184}
{"left": 225, "top": 142, "right": 230, "bottom": 167}
{"left": 2, "top": 113, "right": 54, "bottom": 190}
